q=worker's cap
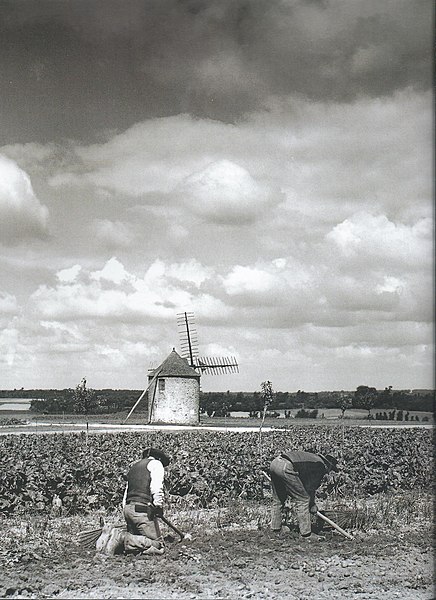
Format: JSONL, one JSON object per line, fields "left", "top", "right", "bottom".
{"left": 319, "top": 453, "right": 339, "bottom": 472}
{"left": 143, "top": 447, "right": 170, "bottom": 467}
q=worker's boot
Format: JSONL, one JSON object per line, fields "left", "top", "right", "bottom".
{"left": 143, "top": 545, "right": 165, "bottom": 555}
{"left": 300, "top": 532, "right": 326, "bottom": 542}
{"left": 124, "top": 532, "right": 164, "bottom": 554}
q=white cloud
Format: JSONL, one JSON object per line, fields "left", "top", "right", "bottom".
{"left": 0, "top": 324, "right": 19, "bottom": 367}
{"left": 0, "top": 292, "right": 18, "bottom": 316}
{"left": 30, "top": 257, "right": 228, "bottom": 323}
{"left": 56, "top": 264, "right": 82, "bottom": 283}
{"left": 326, "top": 213, "right": 432, "bottom": 270}
{"left": 223, "top": 265, "right": 280, "bottom": 295}
{"left": 179, "top": 159, "right": 281, "bottom": 225}
{"left": 45, "top": 88, "right": 431, "bottom": 229}
{"left": 376, "top": 276, "right": 404, "bottom": 294}
{"left": 91, "top": 257, "right": 131, "bottom": 285}
{"left": 221, "top": 258, "right": 314, "bottom": 311}
{"left": 0, "top": 154, "right": 49, "bottom": 245}
{"left": 92, "top": 219, "right": 135, "bottom": 249}
{"left": 165, "top": 260, "right": 211, "bottom": 288}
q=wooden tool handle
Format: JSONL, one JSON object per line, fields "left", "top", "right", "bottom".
{"left": 316, "top": 511, "right": 354, "bottom": 540}
{"left": 158, "top": 514, "right": 185, "bottom": 540}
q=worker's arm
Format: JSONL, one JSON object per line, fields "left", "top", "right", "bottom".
{"left": 306, "top": 466, "right": 328, "bottom": 513}
{"left": 147, "top": 459, "right": 165, "bottom": 507}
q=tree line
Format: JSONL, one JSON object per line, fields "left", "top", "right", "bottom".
{"left": 1, "top": 383, "right": 433, "bottom": 415}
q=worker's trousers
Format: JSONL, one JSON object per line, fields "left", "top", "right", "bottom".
{"left": 269, "top": 456, "right": 311, "bottom": 536}
{"left": 123, "top": 503, "right": 164, "bottom": 554}
{"left": 124, "top": 503, "right": 159, "bottom": 539}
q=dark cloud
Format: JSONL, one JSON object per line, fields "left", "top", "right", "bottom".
{"left": 0, "top": 0, "right": 432, "bottom": 143}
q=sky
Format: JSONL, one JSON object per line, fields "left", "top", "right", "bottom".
{"left": 0, "top": 0, "right": 433, "bottom": 393}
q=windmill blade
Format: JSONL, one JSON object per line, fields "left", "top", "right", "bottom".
{"left": 196, "top": 356, "right": 239, "bottom": 375}
{"left": 177, "top": 311, "right": 199, "bottom": 366}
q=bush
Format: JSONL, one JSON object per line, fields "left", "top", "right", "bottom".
{"left": 295, "top": 409, "right": 318, "bottom": 419}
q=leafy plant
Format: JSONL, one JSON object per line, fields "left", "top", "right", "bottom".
{"left": 0, "top": 427, "right": 433, "bottom": 516}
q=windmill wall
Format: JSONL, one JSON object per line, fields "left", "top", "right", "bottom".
{"left": 150, "top": 376, "right": 200, "bottom": 425}
{"left": 147, "top": 349, "right": 201, "bottom": 425}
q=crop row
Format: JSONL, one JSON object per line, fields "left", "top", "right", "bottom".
{"left": 0, "top": 425, "right": 433, "bottom": 515}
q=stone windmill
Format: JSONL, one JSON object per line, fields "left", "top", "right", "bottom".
{"left": 124, "top": 312, "right": 239, "bottom": 425}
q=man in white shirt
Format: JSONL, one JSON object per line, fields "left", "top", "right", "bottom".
{"left": 122, "top": 447, "right": 170, "bottom": 553}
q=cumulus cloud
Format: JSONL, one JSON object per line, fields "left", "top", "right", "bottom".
{"left": 223, "top": 265, "right": 280, "bottom": 296}
{"left": 56, "top": 265, "right": 82, "bottom": 283}
{"left": 31, "top": 257, "right": 229, "bottom": 323}
{"left": 0, "top": 154, "right": 49, "bottom": 244}
{"left": 179, "top": 159, "right": 282, "bottom": 225}
{"left": 45, "top": 88, "right": 431, "bottom": 233}
{"left": 326, "top": 213, "right": 433, "bottom": 270}
{"left": 90, "top": 257, "right": 131, "bottom": 285}
{"left": 91, "top": 219, "right": 135, "bottom": 249}
{"left": 0, "top": 292, "right": 18, "bottom": 316}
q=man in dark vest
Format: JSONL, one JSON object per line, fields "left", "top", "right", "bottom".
{"left": 269, "top": 450, "right": 339, "bottom": 541}
{"left": 121, "top": 446, "right": 170, "bottom": 554}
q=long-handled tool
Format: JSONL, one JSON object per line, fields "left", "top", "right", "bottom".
{"left": 316, "top": 511, "right": 354, "bottom": 540}
{"left": 157, "top": 514, "right": 192, "bottom": 543}
{"left": 261, "top": 469, "right": 353, "bottom": 540}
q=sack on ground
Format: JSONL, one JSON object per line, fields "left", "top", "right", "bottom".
{"left": 96, "top": 525, "right": 125, "bottom": 555}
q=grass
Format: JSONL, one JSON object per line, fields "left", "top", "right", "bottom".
{"left": 1, "top": 490, "right": 432, "bottom": 569}
{"left": 164, "top": 490, "right": 434, "bottom": 535}
{"left": 1, "top": 411, "right": 433, "bottom": 430}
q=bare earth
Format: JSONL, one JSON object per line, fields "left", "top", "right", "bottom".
{"left": 1, "top": 513, "right": 434, "bottom": 600}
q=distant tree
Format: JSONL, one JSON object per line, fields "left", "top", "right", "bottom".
{"left": 259, "top": 380, "right": 275, "bottom": 437}
{"left": 339, "top": 394, "right": 353, "bottom": 419}
{"left": 73, "top": 378, "right": 98, "bottom": 414}
{"left": 352, "top": 386, "right": 377, "bottom": 419}
{"left": 378, "top": 386, "right": 393, "bottom": 408}
{"left": 260, "top": 381, "right": 274, "bottom": 418}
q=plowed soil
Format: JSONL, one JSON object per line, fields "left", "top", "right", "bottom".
{"left": 1, "top": 512, "right": 434, "bottom": 600}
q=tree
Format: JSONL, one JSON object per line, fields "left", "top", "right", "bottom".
{"left": 73, "top": 378, "right": 98, "bottom": 414}
{"left": 259, "top": 381, "right": 275, "bottom": 453}
{"left": 261, "top": 381, "right": 274, "bottom": 413}
{"left": 339, "top": 394, "right": 353, "bottom": 419}
{"left": 352, "top": 386, "right": 377, "bottom": 419}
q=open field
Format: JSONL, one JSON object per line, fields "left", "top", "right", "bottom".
{"left": 0, "top": 423, "right": 434, "bottom": 599}
{"left": 0, "top": 407, "right": 434, "bottom": 432}
{"left": 1, "top": 495, "right": 434, "bottom": 600}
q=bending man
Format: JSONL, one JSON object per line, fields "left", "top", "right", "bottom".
{"left": 269, "top": 450, "right": 339, "bottom": 541}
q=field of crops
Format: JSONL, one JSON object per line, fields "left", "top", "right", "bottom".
{"left": 1, "top": 425, "right": 433, "bottom": 516}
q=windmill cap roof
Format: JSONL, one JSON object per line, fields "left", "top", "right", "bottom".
{"left": 152, "top": 349, "right": 200, "bottom": 378}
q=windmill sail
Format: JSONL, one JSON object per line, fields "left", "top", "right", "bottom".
{"left": 195, "top": 355, "right": 239, "bottom": 375}
{"left": 177, "top": 311, "right": 239, "bottom": 375}
{"left": 177, "top": 311, "right": 198, "bottom": 367}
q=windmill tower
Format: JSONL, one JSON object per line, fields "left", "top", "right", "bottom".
{"left": 124, "top": 312, "right": 239, "bottom": 425}
{"left": 146, "top": 348, "right": 201, "bottom": 425}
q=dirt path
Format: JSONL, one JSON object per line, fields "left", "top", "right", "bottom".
{"left": 1, "top": 522, "right": 433, "bottom": 599}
